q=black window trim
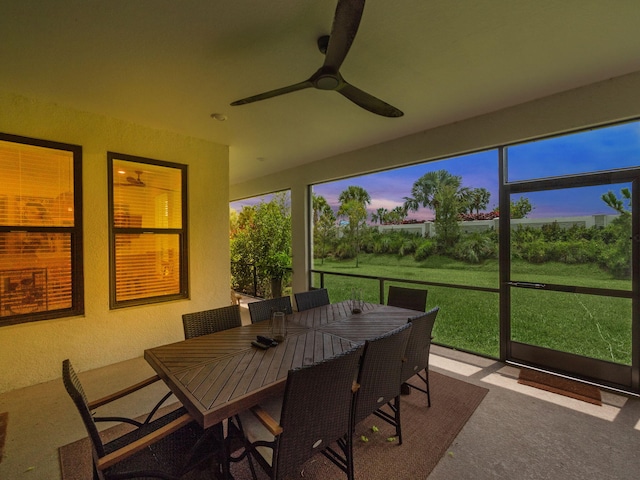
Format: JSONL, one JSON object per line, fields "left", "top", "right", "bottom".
{"left": 0, "top": 132, "right": 84, "bottom": 327}
{"left": 107, "top": 151, "right": 189, "bottom": 309}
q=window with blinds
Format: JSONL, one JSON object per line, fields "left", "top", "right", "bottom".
{"left": 108, "top": 153, "right": 188, "bottom": 308}
{"left": 0, "top": 133, "right": 83, "bottom": 326}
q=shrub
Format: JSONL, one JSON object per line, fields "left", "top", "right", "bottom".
{"left": 334, "top": 239, "right": 357, "bottom": 259}
{"left": 452, "top": 232, "right": 497, "bottom": 264}
{"left": 596, "top": 213, "right": 631, "bottom": 279}
{"left": 414, "top": 239, "right": 436, "bottom": 261}
{"left": 516, "top": 239, "right": 548, "bottom": 263}
{"left": 600, "top": 244, "right": 631, "bottom": 279}
{"left": 545, "top": 240, "right": 587, "bottom": 263}
{"left": 398, "top": 238, "right": 420, "bottom": 257}
{"left": 541, "top": 221, "right": 563, "bottom": 242}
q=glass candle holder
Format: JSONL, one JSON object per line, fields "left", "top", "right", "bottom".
{"left": 271, "top": 311, "right": 287, "bottom": 342}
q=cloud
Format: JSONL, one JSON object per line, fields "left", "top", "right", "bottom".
{"left": 369, "top": 198, "right": 404, "bottom": 211}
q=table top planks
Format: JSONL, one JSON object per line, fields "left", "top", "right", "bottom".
{"left": 144, "top": 301, "right": 421, "bottom": 429}
{"left": 316, "top": 304, "right": 418, "bottom": 342}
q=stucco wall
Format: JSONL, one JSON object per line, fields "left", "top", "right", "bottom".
{"left": 0, "top": 92, "right": 230, "bottom": 393}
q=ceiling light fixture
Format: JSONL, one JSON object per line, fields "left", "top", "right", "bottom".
{"left": 210, "top": 113, "right": 227, "bottom": 121}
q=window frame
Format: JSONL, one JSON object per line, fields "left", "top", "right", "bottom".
{"left": 0, "top": 132, "right": 84, "bottom": 327}
{"left": 107, "top": 152, "right": 188, "bottom": 309}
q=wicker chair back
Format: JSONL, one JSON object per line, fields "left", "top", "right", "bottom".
{"left": 248, "top": 296, "right": 293, "bottom": 324}
{"left": 182, "top": 304, "right": 242, "bottom": 339}
{"left": 274, "top": 345, "right": 363, "bottom": 479}
{"left": 294, "top": 288, "right": 330, "bottom": 312}
{"left": 386, "top": 285, "right": 428, "bottom": 312}
{"left": 353, "top": 323, "right": 412, "bottom": 426}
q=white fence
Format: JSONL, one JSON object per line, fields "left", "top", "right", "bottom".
{"left": 377, "top": 214, "right": 619, "bottom": 237}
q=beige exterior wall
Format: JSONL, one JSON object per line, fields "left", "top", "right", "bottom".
{"left": 4, "top": 70, "right": 639, "bottom": 392}
{"left": 230, "top": 71, "right": 640, "bottom": 295}
{"left": 0, "top": 91, "right": 230, "bottom": 393}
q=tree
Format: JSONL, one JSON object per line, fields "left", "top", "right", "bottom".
{"left": 313, "top": 195, "right": 337, "bottom": 265}
{"left": 371, "top": 207, "right": 388, "bottom": 225}
{"left": 337, "top": 186, "right": 371, "bottom": 267}
{"left": 493, "top": 196, "right": 534, "bottom": 219}
{"left": 338, "top": 185, "right": 371, "bottom": 207}
{"left": 371, "top": 206, "right": 407, "bottom": 225}
{"left": 463, "top": 187, "right": 491, "bottom": 215}
{"left": 510, "top": 196, "right": 533, "bottom": 219}
{"left": 403, "top": 169, "right": 463, "bottom": 214}
{"left": 312, "top": 193, "right": 330, "bottom": 226}
{"left": 388, "top": 205, "right": 408, "bottom": 224}
{"left": 602, "top": 187, "right": 631, "bottom": 214}
{"left": 404, "top": 169, "right": 466, "bottom": 251}
{"left": 601, "top": 188, "right": 631, "bottom": 278}
{"left": 432, "top": 183, "right": 464, "bottom": 251}
{"left": 230, "top": 193, "right": 291, "bottom": 297}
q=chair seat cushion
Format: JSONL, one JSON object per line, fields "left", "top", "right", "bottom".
{"left": 238, "top": 396, "right": 283, "bottom": 467}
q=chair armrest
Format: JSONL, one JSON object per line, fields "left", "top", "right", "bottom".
{"left": 96, "top": 412, "right": 193, "bottom": 470}
{"left": 88, "top": 375, "right": 161, "bottom": 409}
{"left": 250, "top": 405, "right": 283, "bottom": 436}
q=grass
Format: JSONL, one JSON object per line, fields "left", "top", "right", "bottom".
{"left": 312, "top": 254, "right": 631, "bottom": 364}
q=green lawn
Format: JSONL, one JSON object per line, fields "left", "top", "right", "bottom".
{"left": 312, "top": 254, "right": 631, "bottom": 364}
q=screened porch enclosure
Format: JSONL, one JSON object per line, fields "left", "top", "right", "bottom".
{"left": 308, "top": 120, "right": 640, "bottom": 394}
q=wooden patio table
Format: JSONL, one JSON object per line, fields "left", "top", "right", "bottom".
{"left": 144, "top": 301, "right": 419, "bottom": 430}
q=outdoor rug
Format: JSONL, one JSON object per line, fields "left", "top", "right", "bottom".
{"left": 518, "top": 368, "right": 602, "bottom": 406}
{"left": 60, "top": 371, "right": 488, "bottom": 479}
{"left": 0, "top": 412, "right": 7, "bottom": 464}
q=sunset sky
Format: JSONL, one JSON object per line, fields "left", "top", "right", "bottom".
{"left": 232, "top": 120, "right": 640, "bottom": 221}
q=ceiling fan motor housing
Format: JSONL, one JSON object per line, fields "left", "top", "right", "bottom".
{"left": 314, "top": 71, "right": 341, "bottom": 90}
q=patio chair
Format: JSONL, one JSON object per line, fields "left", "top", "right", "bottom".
{"left": 401, "top": 307, "right": 440, "bottom": 406}
{"left": 294, "top": 288, "right": 330, "bottom": 312}
{"left": 248, "top": 295, "right": 293, "bottom": 323}
{"left": 182, "top": 304, "right": 242, "bottom": 339}
{"left": 354, "top": 323, "right": 412, "bottom": 445}
{"left": 61, "top": 359, "right": 219, "bottom": 480}
{"left": 236, "top": 344, "right": 364, "bottom": 480}
{"left": 386, "top": 285, "right": 428, "bottom": 312}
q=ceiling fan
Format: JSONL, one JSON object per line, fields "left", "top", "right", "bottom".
{"left": 117, "top": 171, "right": 175, "bottom": 192}
{"left": 126, "top": 171, "right": 146, "bottom": 186}
{"left": 230, "top": 0, "right": 403, "bottom": 118}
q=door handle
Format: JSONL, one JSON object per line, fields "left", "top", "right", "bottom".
{"left": 507, "top": 281, "right": 547, "bottom": 289}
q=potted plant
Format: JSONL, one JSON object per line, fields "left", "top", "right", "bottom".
{"left": 261, "top": 251, "right": 290, "bottom": 298}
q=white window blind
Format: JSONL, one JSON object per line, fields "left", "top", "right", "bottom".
{"left": 110, "top": 156, "right": 187, "bottom": 306}
{"left": 0, "top": 137, "right": 81, "bottom": 322}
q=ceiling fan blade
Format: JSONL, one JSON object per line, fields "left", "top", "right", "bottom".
{"left": 323, "top": 0, "right": 365, "bottom": 71}
{"left": 338, "top": 80, "right": 404, "bottom": 117}
{"left": 231, "top": 80, "right": 313, "bottom": 106}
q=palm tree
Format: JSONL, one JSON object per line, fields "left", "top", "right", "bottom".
{"left": 387, "top": 205, "right": 408, "bottom": 224}
{"left": 338, "top": 185, "right": 371, "bottom": 207}
{"left": 602, "top": 187, "right": 631, "bottom": 214}
{"left": 403, "top": 169, "right": 467, "bottom": 251}
{"left": 371, "top": 207, "right": 388, "bottom": 224}
{"left": 463, "top": 187, "right": 491, "bottom": 215}
{"left": 311, "top": 193, "right": 341, "bottom": 265}
{"left": 338, "top": 186, "right": 371, "bottom": 267}
{"left": 403, "top": 169, "right": 462, "bottom": 217}
{"left": 312, "top": 193, "right": 330, "bottom": 225}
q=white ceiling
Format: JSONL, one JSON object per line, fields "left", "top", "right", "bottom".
{"left": 2, "top": 1, "right": 640, "bottom": 185}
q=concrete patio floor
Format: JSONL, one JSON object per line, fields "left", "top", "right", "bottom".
{"left": 2, "top": 317, "right": 640, "bottom": 479}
